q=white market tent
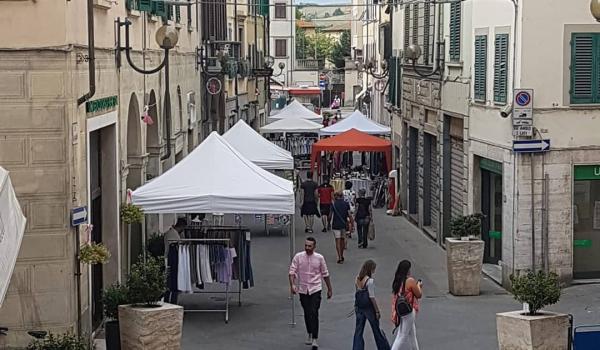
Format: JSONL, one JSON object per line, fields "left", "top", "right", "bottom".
{"left": 131, "top": 132, "right": 294, "bottom": 214}
{"left": 223, "top": 120, "right": 294, "bottom": 170}
{"left": 319, "top": 110, "right": 391, "bottom": 136}
{"left": 267, "top": 99, "right": 322, "bottom": 123}
{"left": 0, "top": 166, "right": 26, "bottom": 307}
{"left": 260, "top": 117, "right": 323, "bottom": 134}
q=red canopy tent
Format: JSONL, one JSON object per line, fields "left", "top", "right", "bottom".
{"left": 310, "top": 128, "right": 392, "bottom": 171}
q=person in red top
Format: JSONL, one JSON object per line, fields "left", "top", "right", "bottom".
{"left": 318, "top": 177, "right": 335, "bottom": 232}
{"left": 390, "top": 260, "right": 422, "bottom": 350}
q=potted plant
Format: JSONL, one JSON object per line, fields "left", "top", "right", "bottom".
{"left": 79, "top": 242, "right": 110, "bottom": 265}
{"left": 27, "top": 332, "right": 91, "bottom": 350}
{"left": 146, "top": 232, "right": 165, "bottom": 259}
{"left": 102, "top": 283, "right": 129, "bottom": 350}
{"left": 497, "top": 271, "right": 568, "bottom": 350}
{"left": 445, "top": 213, "right": 485, "bottom": 296}
{"left": 119, "top": 256, "right": 184, "bottom": 350}
{"left": 120, "top": 203, "right": 144, "bottom": 224}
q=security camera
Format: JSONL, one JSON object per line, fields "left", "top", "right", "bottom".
{"left": 500, "top": 104, "right": 513, "bottom": 118}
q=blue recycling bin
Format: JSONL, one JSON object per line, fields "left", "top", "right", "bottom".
{"left": 573, "top": 325, "right": 600, "bottom": 349}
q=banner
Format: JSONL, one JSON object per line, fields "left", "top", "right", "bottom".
{"left": 0, "top": 167, "right": 26, "bottom": 307}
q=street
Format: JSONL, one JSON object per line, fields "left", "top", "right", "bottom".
{"left": 179, "top": 209, "right": 600, "bottom": 350}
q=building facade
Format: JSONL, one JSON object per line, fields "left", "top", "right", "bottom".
{"left": 0, "top": 0, "right": 201, "bottom": 346}
{"left": 270, "top": 0, "right": 295, "bottom": 87}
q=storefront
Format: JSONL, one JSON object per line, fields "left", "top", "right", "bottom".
{"left": 573, "top": 165, "right": 600, "bottom": 279}
{"left": 479, "top": 158, "right": 503, "bottom": 265}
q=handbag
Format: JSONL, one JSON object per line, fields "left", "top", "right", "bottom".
{"left": 368, "top": 219, "right": 375, "bottom": 240}
{"left": 394, "top": 279, "right": 413, "bottom": 328}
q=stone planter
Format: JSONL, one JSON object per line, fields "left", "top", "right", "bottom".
{"left": 496, "top": 310, "right": 569, "bottom": 350}
{"left": 118, "top": 302, "right": 184, "bottom": 350}
{"left": 445, "top": 237, "right": 484, "bottom": 296}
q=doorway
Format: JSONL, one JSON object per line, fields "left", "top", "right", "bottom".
{"left": 573, "top": 165, "right": 600, "bottom": 279}
{"left": 408, "top": 127, "right": 418, "bottom": 219}
{"left": 480, "top": 161, "right": 503, "bottom": 264}
{"left": 89, "top": 130, "right": 103, "bottom": 330}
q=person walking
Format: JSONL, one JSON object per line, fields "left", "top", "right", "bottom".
{"left": 390, "top": 260, "right": 422, "bottom": 350}
{"left": 289, "top": 237, "right": 333, "bottom": 350}
{"left": 355, "top": 189, "right": 373, "bottom": 249}
{"left": 318, "top": 177, "right": 335, "bottom": 232}
{"left": 343, "top": 181, "right": 357, "bottom": 237}
{"left": 331, "top": 191, "right": 350, "bottom": 264}
{"left": 301, "top": 171, "right": 320, "bottom": 233}
{"left": 353, "top": 260, "right": 390, "bottom": 350}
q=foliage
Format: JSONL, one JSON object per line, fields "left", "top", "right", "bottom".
{"left": 449, "top": 213, "right": 484, "bottom": 239}
{"left": 27, "top": 332, "right": 92, "bottom": 350}
{"left": 323, "top": 12, "right": 331, "bottom": 18}
{"left": 126, "top": 256, "right": 167, "bottom": 306}
{"left": 296, "top": 8, "right": 303, "bottom": 19}
{"left": 120, "top": 203, "right": 144, "bottom": 224}
{"left": 510, "top": 270, "right": 561, "bottom": 316}
{"left": 296, "top": 27, "right": 309, "bottom": 59}
{"left": 79, "top": 242, "right": 110, "bottom": 265}
{"left": 147, "top": 232, "right": 165, "bottom": 258}
{"left": 330, "top": 30, "right": 351, "bottom": 69}
{"left": 332, "top": 8, "right": 345, "bottom": 16}
{"left": 102, "top": 282, "right": 130, "bottom": 320}
{"left": 306, "top": 31, "right": 333, "bottom": 60}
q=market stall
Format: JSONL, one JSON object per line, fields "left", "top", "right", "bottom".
{"left": 319, "top": 110, "right": 391, "bottom": 136}
{"left": 260, "top": 118, "right": 322, "bottom": 170}
{"left": 267, "top": 99, "right": 322, "bottom": 123}
{"left": 131, "top": 132, "right": 296, "bottom": 322}
{"left": 0, "top": 166, "right": 27, "bottom": 307}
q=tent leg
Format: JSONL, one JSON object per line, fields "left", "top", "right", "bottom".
{"left": 289, "top": 214, "right": 296, "bottom": 327}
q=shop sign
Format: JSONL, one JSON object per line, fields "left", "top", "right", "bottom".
{"left": 480, "top": 158, "right": 503, "bottom": 175}
{"left": 574, "top": 165, "right": 600, "bottom": 180}
{"left": 574, "top": 239, "right": 592, "bottom": 248}
{"left": 86, "top": 96, "right": 118, "bottom": 114}
{"left": 489, "top": 231, "right": 502, "bottom": 239}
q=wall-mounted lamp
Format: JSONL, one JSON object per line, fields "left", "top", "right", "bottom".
{"left": 355, "top": 57, "right": 389, "bottom": 79}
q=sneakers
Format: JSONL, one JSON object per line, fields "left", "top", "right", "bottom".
{"left": 321, "top": 228, "right": 327, "bottom": 233}
{"left": 311, "top": 339, "right": 319, "bottom": 349}
{"left": 305, "top": 334, "right": 312, "bottom": 345}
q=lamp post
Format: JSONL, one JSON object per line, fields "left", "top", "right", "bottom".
{"left": 591, "top": 0, "right": 600, "bottom": 21}
{"left": 116, "top": 18, "right": 179, "bottom": 161}
{"left": 354, "top": 57, "right": 389, "bottom": 79}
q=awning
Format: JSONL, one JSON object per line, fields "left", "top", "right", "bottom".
{"left": 320, "top": 110, "right": 391, "bottom": 135}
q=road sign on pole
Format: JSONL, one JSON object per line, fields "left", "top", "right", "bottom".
{"left": 512, "top": 89, "right": 534, "bottom": 136}
{"left": 512, "top": 139, "right": 550, "bottom": 153}
{"left": 71, "top": 206, "right": 88, "bottom": 226}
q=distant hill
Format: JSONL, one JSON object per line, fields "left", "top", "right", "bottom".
{"left": 298, "top": 4, "right": 352, "bottom": 20}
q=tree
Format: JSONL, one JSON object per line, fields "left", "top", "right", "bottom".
{"left": 296, "top": 8, "right": 303, "bottom": 20}
{"left": 323, "top": 12, "right": 331, "bottom": 18}
{"left": 296, "top": 27, "right": 309, "bottom": 59}
{"left": 332, "top": 8, "right": 344, "bottom": 16}
{"left": 329, "top": 30, "right": 351, "bottom": 69}
{"left": 306, "top": 31, "right": 333, "bottom": 61}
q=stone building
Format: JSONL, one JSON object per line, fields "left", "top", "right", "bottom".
{"left": 0, "top": 0, "right": 201, "bottom": 346}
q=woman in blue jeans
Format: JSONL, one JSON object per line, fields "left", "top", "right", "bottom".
{"left": 355, "top": 189, "right": 373, "bottom": 248}
{"left": 353, "top": 260, "right": 390, "bottom": 350}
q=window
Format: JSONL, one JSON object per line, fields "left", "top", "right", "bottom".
{"left": 570, "top": 33, "right": 600, "bottom": 104}
{"left": 275, "top": 3, "right": 286, "bottom": 19}
{"left": 493, "top": 33, "right": 509, "bottom": 104}
{"left": 449, "top": 2, "right": 461, "bottom": 61}
{"left": 474, "top": 35, "right": 488, "bottom": 101}
{"left": 405, "top": 2, "right": 434, "bottom": 65}
{"left": 403, "top": 4, "right": 410, "bottom": 53}
{"left": 275, "top": 39, "right": 287, "bottom": 57}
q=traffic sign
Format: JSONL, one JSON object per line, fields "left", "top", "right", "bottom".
{"left": 71, "top": 206, "right": 88, "bottom": 226}
{"left": 513, "top": 88, "right": 533, "bottom": 119}
{"left": 319, "top": 80, "right": 326, "bottom": 90}
{"left": 512, "top": 139, "right": 550, "bottom": 153}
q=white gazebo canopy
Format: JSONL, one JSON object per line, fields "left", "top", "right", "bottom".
{"left": 131, "top": 132, "right": 294, "bottom": 214}
{"left": 223, "top": 120, "right": 294, "bottom": 170}
{"left": 0, "top": 166, "right": 26, "bottom": 306}
{"left": 320, "top": 110, "right": 391, "bottom": 135}
{"left": 260, "top": 118, "right": 323, "bottom": 134}
{"left": 267, "top": 99, "right": 322, "bottom": 123}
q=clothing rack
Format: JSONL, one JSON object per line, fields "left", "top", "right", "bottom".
{"left": 168, "top": 234, "right": 243, "bottom": 323}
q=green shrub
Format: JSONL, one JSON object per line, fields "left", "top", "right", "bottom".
{"left": 102, "top": 282, "right": 130, "bottom": 320}
{"left": 79, "top": 242, "right": 110, "bottom": 265}
{"left": 26, "top": 332, "right": 91, "bottom": 350}
{"left": 510, "top": 270, "right": 561, "bottom": 316}
{"left": 146, "top": 232, "right": 165, "bottom": 259}
{"left": 126, "top": 256, "right": 166, "bottom": 306}
{"left": 120, "top": 203, "right": 144, "bottom": 224}
{"left": 450, "top": 213, "right": 484, "bottom": 239}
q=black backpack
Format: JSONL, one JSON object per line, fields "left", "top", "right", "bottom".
{"left": 394, "top": 279, "right": 413, "bottom": 326}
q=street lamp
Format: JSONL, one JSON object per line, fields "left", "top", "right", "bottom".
{"left": 591, "top": 0, "right": 600, "bottom": 21}
{"left": 265, "top": 56, "right": 286, "bottom": 77}
{"left": 354, "top": 57, "right": 389, "bottom": 79}
{"left": 116, "top": 18, "right": 179, "bottom": 161}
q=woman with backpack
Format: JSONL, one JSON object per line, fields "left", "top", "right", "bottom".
{"left": 352, "top": 260, "right": 390, "bottom": 350}
{"left": 390, "top": 260, "right": 422, "bottom": 350}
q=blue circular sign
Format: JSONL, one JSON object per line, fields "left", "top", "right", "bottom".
{"left": 515, "top": 91, "right": 531, "bottom": 107}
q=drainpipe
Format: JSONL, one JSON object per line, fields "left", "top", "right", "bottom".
{"left": 234, "top": 0, "right": 240, "bottom": 125}
{"left": 160, "top": 51, "right": 172, "bottom": 161}
{"left": 77, "top": 0, "right": 96, "bottom": 106}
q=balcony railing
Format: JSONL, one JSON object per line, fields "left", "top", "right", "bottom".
{"left": 296, "top": 59, "right": 325, "bottom": 71}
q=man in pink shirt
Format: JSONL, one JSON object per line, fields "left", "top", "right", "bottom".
{"left": 289, "top": 237, "right": 333, "bottom": 349}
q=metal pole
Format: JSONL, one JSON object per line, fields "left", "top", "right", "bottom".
{"left": 75, "top": 226, "right": 82, "bottom": 336}
{"left": 530, "top": 153, "right": 535, "bottom": 271}
{"left": 289, "top": 213, "right": 296, "bottom": 326}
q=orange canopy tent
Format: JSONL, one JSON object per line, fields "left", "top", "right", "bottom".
{"left": 310, "top": 128, "right": 392, "bottom": 171}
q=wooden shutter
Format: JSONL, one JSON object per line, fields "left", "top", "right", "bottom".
{"left": 403, "top": 4, "right": 410, "bottom": 55}
{"left": 423, "top": 1, "right": 431, "bottom": 65}
{"left": 138, "top": 0, "right": 152, "bottom": 11}
{"left": 493, "top": 33, "right": 509, "bottom": 104}
{"left": 474, "top": 35, "right": 487, "bottom": 101}
{"left": 275, "top": 3, "right": 286, "bottom": 19}
{"left": 412, "top": 3, "right": 418, "bottom": 45}
{"left": 449, "top": 2, "right": 461, "bottom": 61}
{"left": 176, "top": 5, "right": 181, "bottom": 23}
{"left": 275, "top": 39, "right": 287, "bottom": 57}
{"left": 126, "top": 0, "right": 136, "bottom": 11}
{"left": 152, "top": 0, "right": 167, "bottom": 18}
{"left": 388, "top": 57, "right": 396, "bottom": 105}
{"left": 570, "top": 33, "right": 596, "bottom": 104}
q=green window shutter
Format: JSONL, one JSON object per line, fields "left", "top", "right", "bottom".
{"left": 474, "top": 35, "right": 487, "bottom": 101}
{"left": 449, "top": 2, "right": 461, "bottom": 61}
{"left": 423, "top": 1, "right": 431, "bottom": 65}
{"left": 126, "top": 0, "right": 136, "bottom": 11}
{"left": 493, "top": 33, "right": 509, "bottom": 104}
{"left": 570, "top": 33, "right": 596, "bottom": 104}
{"left": 388, "top": 57, "right": 396, "bottom": 105}
{"left": 412, "top": 4, "right": 419, "bottom": 45}
{"left": 138, "top": 0, "right": 152, "bottom": 11}
{"left": 152, "top": 0, "right": 167, "bottom": 17}
{"left": 176, "top": 5, "right": 181, "bottom": 23}
{"left": 403, "top": 5, "right": 410, "bottom": 55}
{"left": 395, "top": 57, "right": 402, "bottom": 107}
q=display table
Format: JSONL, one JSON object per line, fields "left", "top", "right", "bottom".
{"left": 330, "top": 177, "right": 373, "bottom": 197}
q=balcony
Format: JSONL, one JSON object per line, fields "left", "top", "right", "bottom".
{"left": 296, "top": 59, "right": 325, "bottom": 71}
